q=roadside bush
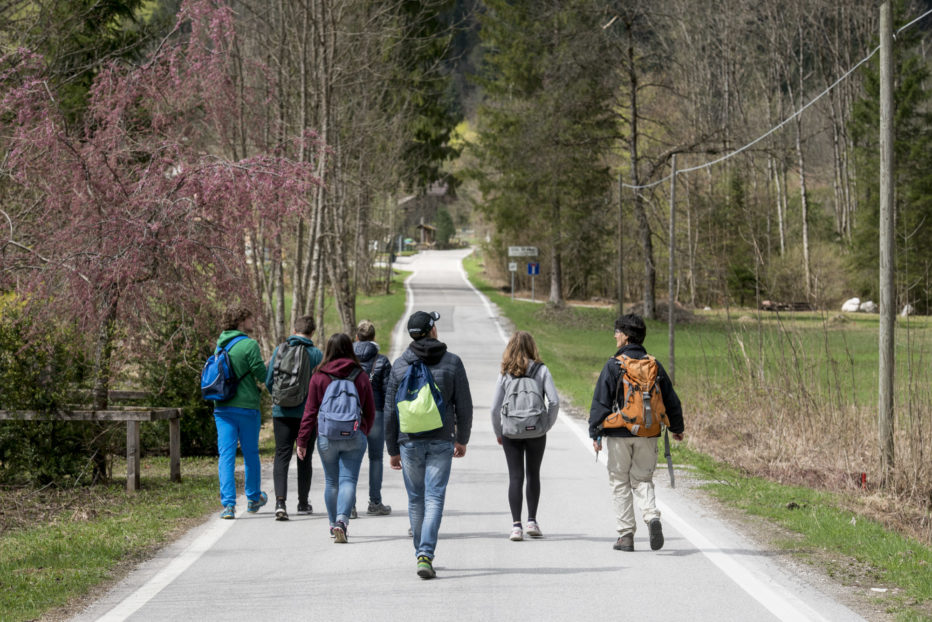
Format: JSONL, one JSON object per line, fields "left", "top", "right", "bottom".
{"left": 0, "top": 294, "right": 97, "bottom": 485}
{"left": 137, "top": 309, "right": 220, "bottom": 457}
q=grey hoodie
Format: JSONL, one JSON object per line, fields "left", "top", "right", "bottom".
{"left": 384, "top": 338, "right": 473, "bottom": 456}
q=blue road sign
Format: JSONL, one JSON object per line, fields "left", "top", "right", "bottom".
{"left": 528, "top": 262, "right": 540, "bottom": 275}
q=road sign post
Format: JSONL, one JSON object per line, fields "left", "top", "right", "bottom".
{"left": 528, "top": 262, "right": 540, "bottom": 302}
{"left": 508, "top": 262, "right": 518, "bottom": 301}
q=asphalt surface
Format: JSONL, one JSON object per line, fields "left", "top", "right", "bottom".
{"left": 73, "top": 249, "right": 867, "bottom": 622}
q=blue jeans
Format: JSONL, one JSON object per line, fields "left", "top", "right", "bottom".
{"left": 317, "top": 433, "right": 367, "bottom": 527}
{"left": 366, "top": 410, "right": 386, "bottom": 504}
{"left": 214, "top": 410, "right": 261, "bottom": 507}
{"left": 399, "top": 439, "right": 454, "bottom": 560}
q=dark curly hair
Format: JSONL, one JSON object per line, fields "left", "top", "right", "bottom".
{"left": 221, "top": 306, "right": 253, "bottom": 331}
{"left": 614, "top": 314, "right": 646, "bottom": 345}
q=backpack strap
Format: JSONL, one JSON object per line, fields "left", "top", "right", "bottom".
{"left": 220, "top": 335, "right": 249, "bottom": 380}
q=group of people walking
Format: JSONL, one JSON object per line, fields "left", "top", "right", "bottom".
{"left": 207, "top": 304, "right": 684, "bottom": 579}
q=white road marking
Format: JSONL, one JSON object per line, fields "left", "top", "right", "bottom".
{"left": 95, "top": 504, "right": 247, "bottom": 621}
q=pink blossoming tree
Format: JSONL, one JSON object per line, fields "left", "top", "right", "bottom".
{"left": 0, "top": 0, "right": 320, "bottom": 408}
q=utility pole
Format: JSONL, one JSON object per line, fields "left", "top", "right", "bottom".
{"left": 878, "top": 1, "right": 895, "bottom": 488}
{"left": 668, "top": 155, "right": 677, "bottom": 384}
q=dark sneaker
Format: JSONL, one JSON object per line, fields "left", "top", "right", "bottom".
{"left": 296, "top": 502, "right": 312, "bottom": 515}
{"left": 332, "top": 521, "right": 347, "bottom": 543}
{"left": 416, "top": 555, "right": 436, "bottom": 579}
{"left": 247, "top": 491, "right": 268, "bottom": 513}
{"left": 649, "top": 518, "right": 664, "bottom": 551}
{"left": 220, "top": 505, "right": 235, "bottom": 519}
{"left": 367, "top": 502, "right": 392, "bottom": 515}
{"left": 613, "top": 533, "right": 634, "bottom": 551}
{"left": 275, "top": 499, "right": 288, "bottom": 521}
{"left": 350, "top": 506, "right": 358, "bottom": 519}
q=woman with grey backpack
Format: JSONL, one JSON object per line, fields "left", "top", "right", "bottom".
{"left": 490, "top": 331, "right": 560, "bottom": 541}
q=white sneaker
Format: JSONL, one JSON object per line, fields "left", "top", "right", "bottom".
{"left": 526, "top": 520, "right": 542, "bottom": 538}
{"left": 510, "top": 525, "right": 523, "bottom": 541}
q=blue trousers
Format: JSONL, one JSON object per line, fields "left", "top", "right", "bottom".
{"left": 400, "top": 439, "right": 454, "bottom": 560}
{"left": 317, "top": 433, "right": 367, "bottom": 527}
{"left": 214, "top": 410, "right": 261, "bottom": 507}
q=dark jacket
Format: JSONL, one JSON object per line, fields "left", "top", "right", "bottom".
{"left": 297, "top": 358, "right": 375, "bottom": 448}
{"left": 353, "top": 341, "right": 391, "bottom": 410}
{"left": 265, "top": 335, "right": 323, "bottom": 418}
{"left": 384, "top": 337, "right": 473, "bottom": 456}
{"left": 588, "top": 343, "right": 684, "bottom": 439}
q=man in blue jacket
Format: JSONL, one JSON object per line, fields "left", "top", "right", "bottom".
{"left": 589, "top": 314, "right": 685, "bottom": 552}
{"left": 265, "top": 316, "right": 322, "bottom": 521}
{"left": 385, "top": 311, "right": 472, "bottom": 580}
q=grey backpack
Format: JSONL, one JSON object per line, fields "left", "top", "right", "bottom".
{"left": 271, "top": 343, "right": 312, "bottom": 407}
{"left": 500, "top": 362, "right": 547, "bottom": 439}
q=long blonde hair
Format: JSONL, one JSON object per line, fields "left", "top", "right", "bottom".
{"left": 501, "top": 331, "right": 541, "bottom": 377}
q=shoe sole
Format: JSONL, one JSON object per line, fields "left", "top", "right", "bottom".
{"left": 332, "top": 528, "right": 347, "bottom": 543}
{"left": 417, "top": 566, "right": 436, "bottom": 579}
{"left": 510, "top": 534, "right": 523, "bottom": 541}
{"left": 220, "top": 514, "right": 235, "bottom": 520}
{"left": 275, "top": 511, "right": 288, "bottom": 521}
{"left": 526, "top": 528, "right": 542, "bottom": 537}
{"left": 367, "top": 509, "right": 392, "bottom": 515}
{"left": 649, "top": 521, "right": 664, "bottom": 551}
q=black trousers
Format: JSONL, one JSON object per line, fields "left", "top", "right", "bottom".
{"left": 273, "top": 417, "right": 315, "bottom": 503}
{"left": 501, "top": 434, "right": 547, "bottom": 523}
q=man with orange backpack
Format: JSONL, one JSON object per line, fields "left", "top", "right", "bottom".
{"left": 588, "top": 314, "right": 684, "bottom": 552}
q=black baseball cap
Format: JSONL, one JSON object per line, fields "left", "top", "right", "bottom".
{"left": 408, "top": 310, "right": 440, "bottom": 338}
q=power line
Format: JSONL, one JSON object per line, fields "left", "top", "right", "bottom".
{"left": 620, "top": 7, "right": 932, "bottom": 191}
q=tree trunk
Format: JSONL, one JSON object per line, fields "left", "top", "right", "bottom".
{"left": 548, "top": 196, "right": 563, "bottom": 306}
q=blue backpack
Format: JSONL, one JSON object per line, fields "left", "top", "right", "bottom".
{"left": 395, "top": 359, "right": 445, "bottom": 434}
{"left": 317, "top": 369, "right": 363, "bottom": 439}
{"left": 201, "top": 336, "right": 248, "bottom": 401}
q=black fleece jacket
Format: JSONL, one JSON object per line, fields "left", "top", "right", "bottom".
{"left": 384, "top": 337, "right": 473, "bottom": 456}
{"left": 588, "top": 343, "right": 684, "bottom": 439}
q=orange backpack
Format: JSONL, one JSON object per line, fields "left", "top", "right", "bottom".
{"left": 601, "top": 354, "right": 669, "bottom": 437}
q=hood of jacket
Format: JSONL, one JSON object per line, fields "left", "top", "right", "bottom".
{"left": 318, "top": 357, "right": 360, "bottom": 378}
{"left": 217, "top": 330, "right": 249, "bottom": 349}
{"left": 615, "top": 343, "right": 647, "bottom": 359}
{"left": 287, "top": 335, "right": 315, "bottom": 348}
{"left": 353, "top": 340, "right": 380, "bottom": 362}
{"left": 407, "top": 337, "right": 448, "bottom": 365}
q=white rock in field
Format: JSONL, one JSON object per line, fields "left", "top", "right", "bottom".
{"left": 841, "top": 297, "right": 861, "bottom": 312}
{"left": 859, "top": 300, "right": 878, "bottom": 313}
{"left": 703, "top": 306, "right": 711, "bottom": 311}
{"left": 901, "top": 304, "right": 915, "bottom": 317}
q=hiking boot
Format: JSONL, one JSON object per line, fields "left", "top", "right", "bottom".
{"left": 296, "top": 502, "right": 312, "bottom": 515}
{"left": 274, "top": 499, "right": 288, "bottom": 521}
{"left": 350, "top": 506, "right": 358, "bottom": 519}
{"left": 649, "top": 518, "right": 664, "bottom": 551}
{"left": 367, "top": 502, "right": 392, "bottom": 515}
{"left": 219, "top": 505, "right": 236, "bottom": 520}
{"left": 526, "top": 520, "right": 542, "bottom": 538}
{"left": 613, "top": 533, "right": 634, "bottom": 551}
{"left": 416, "top": 556, "right": 436, "bottom": 579}
{"left": 510, "top": 525, "right": 523, "bottom": 541}
{"left": 247, "top": 491, "right": 268, "bottom": 513}
{"left": 332, "top": 521, "right": 347, "bottom": 543}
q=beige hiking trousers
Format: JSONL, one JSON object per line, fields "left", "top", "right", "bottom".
{"left": 605, "top": 435, "right": 660, "bottom": 536}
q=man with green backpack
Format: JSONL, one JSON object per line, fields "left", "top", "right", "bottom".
{"left": 265, "top": 315, "right": 323, "bottom": 521}
{"left": 385, "top": 310, "right": 473, "bottom": 580}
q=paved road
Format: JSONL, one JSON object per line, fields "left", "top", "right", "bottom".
{"left": 74, "top": 249, "right": 866, "bottom": 622}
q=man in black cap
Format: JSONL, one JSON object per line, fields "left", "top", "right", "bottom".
{"left": 385, "top": 310, "right": 472, "bottom": 579}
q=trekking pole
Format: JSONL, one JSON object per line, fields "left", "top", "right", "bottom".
{"left": 595, "top": 436, "right": 601, "bottom": 462}
{"left": 663, "top": 427, "right": 675, "bottom": 488}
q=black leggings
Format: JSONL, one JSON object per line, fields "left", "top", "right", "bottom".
{"left": 501, "top": 434, "right": 547, "bottom": 523}
{"left": 273, "top": 417, "right": 315, "bottom": 503}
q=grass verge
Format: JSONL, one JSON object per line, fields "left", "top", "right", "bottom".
{"left": 463, "top": 251, "right": 932, "bottom": 621}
